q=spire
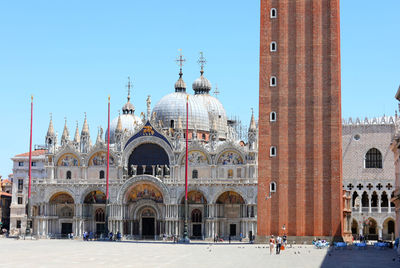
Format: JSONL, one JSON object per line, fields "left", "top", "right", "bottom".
{"left": 249, "top": 108, "right": 256, "bottom": 131}
{"left": 47, "top": 113, "right": 55, "bottom": 136}
{"left": 174, "top": 49, "right": 187, "bottom": 92}
{"left": 96, "top": 126, "right": 103, "bottom": 144}
{"left": 73, "top": 121, "right": 80, "bottom": 143}
{"left": 81, "top": 113, "right": 90, "bottom": 136}
{"left": 116, "top": 112, "right": 123, "bottom": 133}
{"left": 61, "top": 117, "right": 70, "bottom": 144}
{"left": 123, "top": 76, "right": 135, "bottom": 114}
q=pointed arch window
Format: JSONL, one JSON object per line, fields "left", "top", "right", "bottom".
{"left": 99, "top": 170, "right": 105, "bottom": 179}
{"left": 192, "top": 169, "right": 198, "bottom": 179}
{"left": 66, "top": 170, "right": 72, "bottom": 179}
{"left": 365, "top": 148, "right": 382, "bottom": 168}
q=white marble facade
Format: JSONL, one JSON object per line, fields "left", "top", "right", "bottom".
{"left": 10, "top": 68, "right": 258, "bottom": 240}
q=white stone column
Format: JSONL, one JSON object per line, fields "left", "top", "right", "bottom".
{"left": 378, "top": 196, "right": 381, "bottom": 213}
{"left": 378, "top": 226, "right": 383, "bottom": 240}
{"left": 368, "top": 195, "right": 372, "bottom": 213}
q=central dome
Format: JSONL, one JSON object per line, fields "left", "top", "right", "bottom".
{"left": 195, "top": 94, "right": 227, "bottom": 138}
{"left": 152, "top": 92, "right": 210, "bottom": 131}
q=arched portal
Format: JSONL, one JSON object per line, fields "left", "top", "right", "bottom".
{"left": 49, "top": 192, "right": 74, "bottom": 236}
{"left": 125, "top": 182, "right": 164, "bottom": 239}
{"left": 181, "top": 191, "right": 207, "bottom": 239}
{"left": 215, "top": 191, "right": 245, "bottom": 239}
{"left": 140, "top": 207, "right": 156, "bottom": 239}
{"left": 128, "top": 143, "right": 169, "bottom": 175}
{"left": 383, "top": 218, "right": 395, "bottom": 240}
{"left": 83, "top": 190, "right": 106, "bottom": 235}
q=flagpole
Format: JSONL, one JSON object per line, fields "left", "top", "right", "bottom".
{"left": 27, "top": 95, "right": 33, "bottom": 235}
{"left": 105, "top": 95, "right": 110, "bottom": 238}
{"left": 182, "top": 95, "right": 189, "bottom": 242}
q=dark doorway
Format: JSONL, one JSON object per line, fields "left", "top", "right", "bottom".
{"left": 193, "top": 224, "right": 202, "bottom": 237}
{"left": 96, "top": 223, "right": 105, "bottom": 235}
{"left": 388, "top": 220, "right": 395, "bottom": 234}
{"left": 229, "top": 224, "right": 236, "bottom": 237}
{"left": 61, "top": 223, "right": 72, "bottom": 235}
{"left": 142, "top": 218, "right": 155, "bottom": 238}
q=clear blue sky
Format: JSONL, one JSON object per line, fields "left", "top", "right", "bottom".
{"left": 0, "top": 0, "right": 399, "bottom": 178}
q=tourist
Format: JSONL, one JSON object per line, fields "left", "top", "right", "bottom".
{"left": 276, "top": 236, "right": 282, "bottom": 255}
{"left": 269, "top": 235, "right": 275, "bottom": 255}
{"left": 282, "top": 234, "right": 287, "bottom": 246}
{"left": 117, "top": 231, "right": 121, "bottom": 241}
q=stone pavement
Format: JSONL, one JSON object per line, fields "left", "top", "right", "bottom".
{"left": 0, "top": 239, "right": 398, "bottom": 268}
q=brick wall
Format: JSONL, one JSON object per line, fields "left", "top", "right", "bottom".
{"left": 257, "top": 0, "right": 343, "bottom": 240}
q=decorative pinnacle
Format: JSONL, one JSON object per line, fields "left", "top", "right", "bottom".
{"left": 176, "top": 49, "right": 186, "bottom": 77}
{"left": 214, "top": 83, "right": 220, "bottom": 97}
{"left": 126, "top": 76, "right": 133, "bottom": 101}
{"left": 197, "top": 51, "right": 207, "bottom": 75}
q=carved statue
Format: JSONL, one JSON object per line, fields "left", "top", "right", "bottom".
{"left": 354, "top": 196, "right": 361, "bottom": 208}
{"left": 140, "top": 112, "right": 146, "bottom": 122}
{"left": 164, "top": 165, "right": 170, "bottom": 175}
{"left": 156, "top": 165, "right": 162, "bottom": 176}
{"left": 130, "top": 164, "right": 137, "bottom": 176}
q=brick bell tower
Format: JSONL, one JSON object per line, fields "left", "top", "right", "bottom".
{"left": 257, "top": 0, "right": 343, "bottom": 241}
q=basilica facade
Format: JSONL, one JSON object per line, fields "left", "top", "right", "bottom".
{"left": 9, "top": 66, "right": 258, "bottom": 240}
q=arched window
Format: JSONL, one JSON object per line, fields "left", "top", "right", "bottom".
{"left": 95, "top": 208, "right": 105, "bottom": 222}
{"left": 270, "top": 146, "right": 277, "bottom": 157}
{"left": 270, "top": 41, "right": 277, "bottom": 52}
{"left": 170, "top": 120, "right": 174, "bottom": 128}
{"left": 270, "top": 8, "right": 277, "bottom": 18}
{"left": 228, "top": 169, "right": 233, "bottom": 178}
{"left": 66, "top": 171, "right": 71, "bottom": 179}
{"left": 270, "top": 76, "right": 277, "bottom": 87}
{"left": 365, "top": 148, "right": 382, "bottom": 168}
{"left": 191, "top": 209, "right": 202, "bottom": 223}
{"left": 202, "top": 133, "right": 206, "bottom": 140}
{"left": 192, "top": 169, "right": 198, "bottom": 179}
{"left": 270, "top": 181, "right": 277, "bottom": 192}
{"left": 270, "top": 112, "right": 276, "bottom": 122}
{"left": 99, "top": 170, "right": 105, "bottom": 179}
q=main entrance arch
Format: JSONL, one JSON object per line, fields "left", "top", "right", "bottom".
{"left": 124, "top": 182, "right": 165, "bottom": 239}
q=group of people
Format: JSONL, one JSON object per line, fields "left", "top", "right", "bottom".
{"left": 269, "top": 234, "right": 287, "bottom": 255}
{"left": 82, "top": 231, "right": 122, "bottom": 241}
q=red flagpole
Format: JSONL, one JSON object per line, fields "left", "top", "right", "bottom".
{"left": 28, "top": 95, "right": 33, "bottom": 199}
{"left": 106, "top": 96, "right": 110, "bottom": 200}
{"left": 185, "top": 95, "right": 188, "bottom": 201}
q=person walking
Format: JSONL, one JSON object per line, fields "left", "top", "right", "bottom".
{"left": 276, "top": 236, "right": 282, "bottom": 255}
{"left": 269, "top": 235, "right": 275, "bottom": 255}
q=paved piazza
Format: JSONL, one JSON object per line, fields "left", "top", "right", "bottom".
{"left": 0, "top": 239, "right": 398, "bottom": 268}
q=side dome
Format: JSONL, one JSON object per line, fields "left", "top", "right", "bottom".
{"left": 109, "top": 114, "right": 142, "bottom": 143}
{"left": 152, "top": 92, "right": 210, "bottom": 131}
{"left": 195, "top": 94, "right": 227, "bottom": 138}
{"left": 192, "top": 76, "right": 211, "bottom": 94}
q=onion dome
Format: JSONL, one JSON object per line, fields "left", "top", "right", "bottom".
{"left": 192, "top": 71, "right": 211, "bottom": 94}
{"left": 122, "top": 94, "right": 135, "bottom": 114}
{"left": 174, "top": 69, "right": 187, "bottom": 92}
{"left": 192, "top": 51, "right": 211, "bottom": 94}
{"left": 152, "top": 92, "right": 210, "bottom": 132}
{"left": 195, "top": 94, "right": 227, "bottom": 138}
